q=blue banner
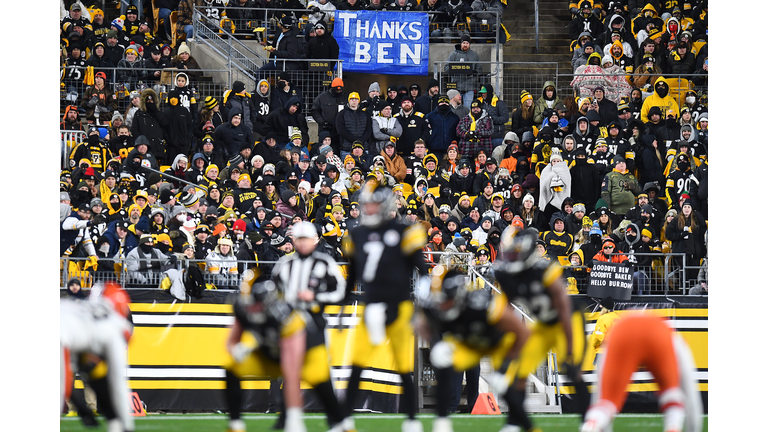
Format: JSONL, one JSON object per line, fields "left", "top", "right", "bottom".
{"left": 334, "top": 11, "right": 429, "bottom": 75}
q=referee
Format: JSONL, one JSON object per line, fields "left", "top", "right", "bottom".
{"left": 268, "top": 221, "right": 348, "bottom": 429}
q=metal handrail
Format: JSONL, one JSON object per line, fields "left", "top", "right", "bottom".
{"left": 534, "top": 0, "right": 539, "bottom": 54}
{"left": 197, "top": 6, "right": 503, "bottom": 45}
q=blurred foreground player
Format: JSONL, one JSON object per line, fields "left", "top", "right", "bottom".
{"left": 269, "top": 221, "right": 348, "bottom": 429}
{"left": 341, "top": 184, "right": 432, "bottom": 432}
{"left": 491, "top": 229, "right": 590, "bottom": 432}
{"left": 415, "top": 266, "right": 530, "bottom": 432}
{"left": 60, "top": 282, "right": 134, "bottom": 432}
{"left": 223, "top": 275, "right": 351, "bottom": 432}
{"left": 580, "top": 313, "right": 703, "bottom": 432}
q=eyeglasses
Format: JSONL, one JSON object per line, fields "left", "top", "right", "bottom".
{"left": 604, "top": 245, "right": 614, "bottom": 250}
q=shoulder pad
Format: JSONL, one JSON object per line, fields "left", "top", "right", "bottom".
{"left": 401, "top": 224, "right": 427, "bottom": 256}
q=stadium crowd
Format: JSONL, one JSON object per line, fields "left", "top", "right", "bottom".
{"left": 59, "top": 0, "right": 708, "bottom": 295}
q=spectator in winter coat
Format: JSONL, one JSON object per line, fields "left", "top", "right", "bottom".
{"left": 380, "top": 142, "right": 407, "bottom": 183}
{"left": 336, "top": 92, "right": 373, "bottom": 157}
{"left": 251, "top": 79, "right": 272, "bottom": 137}
{"left": 533, "top": 80, "right": 563, "bottom": 125}
{"left": 222, "top": 81, "right": 257, "bottom": 133}
{"left": 312, "top": 78, "right": 346, "bottom": 150}
{"left": 601, "top": 157, "right": 641, "bottom": 216}
{"left": 444, "top": 35, "right": 482, "bottom": 106}
{"left": 593, "top": 86, "right": 619, "bottom": 126}
{"left": 163, "top": 89, "right": 194, "bottom": 161}
{"left": 214, "top": 107, "right": 255, "bottom": 161}
{"left": 306, "top": 20, "right": 339, "bottom": 62}
{"left": 664, "top": 42, "right": 696, "bottom": 75}
{"left": 569, "top": 0, "right": 603, "bottom": 49}
{"left": 426, "top": 96, "right": 460, "bottom": 158}
{"left": 205, "top": 237, "right": 239, "bottom": 287}
{"left": 638, "top": 134, "right": 665, "bottom": 186}
{"left": 394, "top": 97, "right": 431, "bottom": 156}
{"left": 126, "top": 234, "right": 176, "bottom": 286}
{"left": 415, "top": 79, "right": 441, "bottom": 116}
{"left": 640, "top": 78, "right": 679, "bottom": 123}
{"left": 116, "top": 46, "right": 147, "bottom": 90}
{"left": 171, "top": 42, "right": 202, "bottom": 80}
{"left": 456, "top": 99, "right": 493, "bottom": 160}
{"left": 82, "top": 71, "right": 118, "bottom": 123}
{"left": 568, "top": 147, "right": 601, "bottom": 212}
{"left": 664, "top": 200, "right": 706, "bottom": 284}
{"left": 519, "top": 193, "right": 547, "bottom": 232}
{"left": 271, "top": 73, "right": 304, "bottom": 113}
{"left": 265, "top": 96, "right": 309, "bottom": 147}
{"left": 131, "top": 88, "right": 167, "bottom": 159}
{"left": 258, "top": 15, "right": 303, "bottom": 73}
{"left": 371, "top": 104, "right": 403, "bottom": 155}
{"left": 477, "top": 84, "right": 509, "bottom": 148}
{"left": 510, "top": 90, "right": 536, "bottom": 140}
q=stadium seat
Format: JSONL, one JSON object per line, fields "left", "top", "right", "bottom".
{"left": 665, "top": 78, "right": 694, "bottom": 109}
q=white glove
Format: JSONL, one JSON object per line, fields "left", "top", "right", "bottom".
{"left": 231, "top": 342, "right": 253, "bottom": 363}
{"left": 429, "top": 341, "right": 455, "bottom": 369}
{"left": 488, "top": 371, "right": 510, "bottom": 394}
{"left": 415, "top": 275, "right": 432, "bottom": 302}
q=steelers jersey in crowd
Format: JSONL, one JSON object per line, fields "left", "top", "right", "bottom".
{"left": 343, "top": 218, "right": 429, "bottom": 313}
{"left": 494, "top": 259, "right": 564, "bottom": 325}
{"left": 422, "top": 289, "right": 508, "bottom": 350}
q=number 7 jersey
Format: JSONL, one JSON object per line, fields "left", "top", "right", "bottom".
{"left": 342, "top": 219, "right": 429, "bottom": 307}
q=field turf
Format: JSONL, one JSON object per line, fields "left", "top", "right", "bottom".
{"left": 60, "top": 413, "right": 708, "bottom": 431}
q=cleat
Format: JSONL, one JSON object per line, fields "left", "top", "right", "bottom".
{"left": 580, "top": 420, "right": 601, "bottom": 432}
{"left": 402, "top": 419, "right": 423, "bottom": 432}
{"left": 432, "top": 417, "right": 453, "bottom": 432}
{"left": 65, "top": 410, "right": 78, "bottom": 417}
{"left": 341, "top": 417, "right": 356, "bottom": 432}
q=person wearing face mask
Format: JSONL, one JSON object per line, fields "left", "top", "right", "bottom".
{"left": 664, "top": 152, "right": 694, "bottom": 208}
{"left": 70, "top": 126, "right": 114, "bottom": 173}
{"left": 311, "top": 77, "right": 346, "bottom": 150}
{"left": 425, "top": 95, "right": 460, "bottom": 160}
{"left": 108, "top": 125, "right": 135, "bottom": 161}
{"left": 569, "top": 147, "right": 602, "bottom": 213}
{"left": 640, "top": 78, "right": 679, "bottom": 123}
{"left": 125, "top": 234, "right": 177, "bottom": 286}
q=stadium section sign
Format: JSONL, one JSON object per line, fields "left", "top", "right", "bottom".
{"left": 334, "top": 11, "right": 429, "bottom": 75}
{"left": 587, "top": 262, "right": 634, "bottom": 300}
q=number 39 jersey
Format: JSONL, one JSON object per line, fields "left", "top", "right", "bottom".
{"left": 494, "top": 260, "right": 564, "bottom": 325}
{"left": 343, "top": 219, "right": 429, "bottom": 307}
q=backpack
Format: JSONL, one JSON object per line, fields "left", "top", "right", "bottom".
{"left": 184, "top": 264, "right": 206, "bottom": 299}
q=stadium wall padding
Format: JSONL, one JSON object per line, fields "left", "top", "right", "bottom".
{"left": 118, "top": 290, "right": 707, "bottom": 414}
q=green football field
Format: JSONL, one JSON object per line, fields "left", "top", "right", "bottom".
{"left": 60, "top": 413, "right": 708, "bottom": 431}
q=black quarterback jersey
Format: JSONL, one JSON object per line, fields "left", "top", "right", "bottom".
{"left": 343, "top": 218, "right": 429, "bottom": 308}
{"left": 423, "top": 289, "right": 509, "bottom": 350}
{"left": 232, "top": 296, "right": 320, "bottom": 363}
{"left": 494, "top": 260, "right": 564, "bottom": 326}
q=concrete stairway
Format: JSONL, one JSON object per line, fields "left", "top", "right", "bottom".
{"left": 502, "top": 0, "right": 573, "bottom": 75}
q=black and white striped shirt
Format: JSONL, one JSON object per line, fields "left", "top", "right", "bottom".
{"left": 271, "top": 251, "right": 346, "bottom": 311}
